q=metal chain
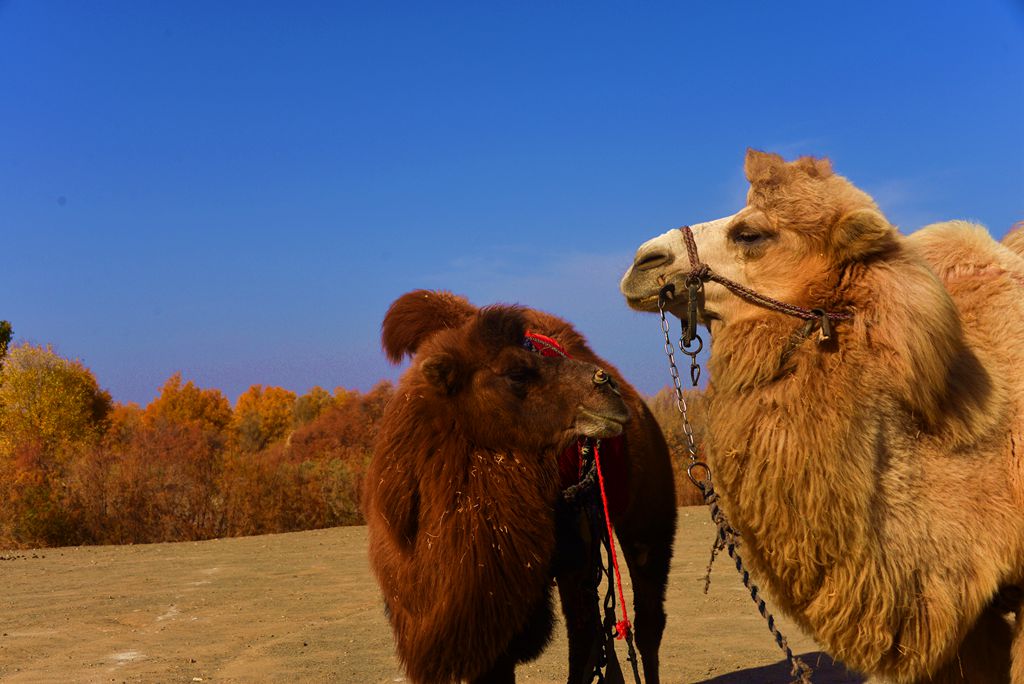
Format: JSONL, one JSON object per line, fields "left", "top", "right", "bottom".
{"left": 657, "top": 290, "right": 813, "bottom": 684}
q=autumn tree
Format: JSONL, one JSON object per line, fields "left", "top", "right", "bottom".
{"left": 0, "top": 320, "right": 12, "bottom": 367}
{"left": 285, "top": 381, "right": 393, "bottom": 521}
{"left": 0, "top": 343, "right": 112, "bottom": 455}
{"left": 294, "top": 385, "right": 333, "bottom": 425}
{"left": 57, "top": 377, "right": 234, "bottom": 546}
{"left": 143, "top": 372, "right": 232, "bottom": 442}
{"left": 0, "top": 343, "right": 112, "bottom": 545}
{"left": 232, "top": 385, "right": 297, "bottom": 452}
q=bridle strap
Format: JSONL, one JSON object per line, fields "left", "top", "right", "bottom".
{"left": 675, "top": 225, "right": 852, "bottom": 332}
{"left": 681, "top": 226, "right": 711, "bottom": 283}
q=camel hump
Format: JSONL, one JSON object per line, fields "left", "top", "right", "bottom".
{"left": 381, "top": 289, "right": 477, "bottom": 363}
{"left": 1003, "top": 221, "right": 1024, "bottom": 260}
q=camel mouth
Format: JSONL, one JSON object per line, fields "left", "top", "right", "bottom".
{"left": 623, "top": 283, "right": 693, "bottom": 319}
{"left": 576, "top": 407, "right": 627, "bottom": 439}
{"left": 624, "top": 292, "right": 661, "bottom": 313}
{"left": 620, "top": 267, "right": 691, "bottom": 315}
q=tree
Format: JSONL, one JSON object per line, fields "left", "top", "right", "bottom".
{"left": 0, "top": 343, "right": 112, "bottom": 546}
{"left": 0, "top": 343, "right": 112, "bottom": 455}
{"left": 0, "top": 320, "right": 12, "bottom": 367}
{"left": 232, "top": 385, "right": 297, "bottom": 452}
{"left": 143, "top": 373, "right": 232, "bottom": 448}
{"left": 294, "top": 385, "right": 333, "bottom": 426}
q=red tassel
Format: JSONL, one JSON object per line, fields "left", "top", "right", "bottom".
{"left": 594, "top": 442, "right": 632, "bottom": 640}
{"left": 616, "top": 619, "right": 631, "bottom": 640}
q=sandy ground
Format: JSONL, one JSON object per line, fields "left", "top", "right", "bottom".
{"left": 0, "top": 507, "right": 864, "bottom": 683}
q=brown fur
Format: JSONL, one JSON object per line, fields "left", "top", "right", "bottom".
{"left": 367, "top": 290, "right": 677, "bottom": 683}
{"left": 621, "top": 151, "right": 1024, "bottom": 683}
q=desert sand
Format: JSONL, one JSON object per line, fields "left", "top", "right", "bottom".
{"left": 1, "top": 507, "right": 863, "bottom": 683}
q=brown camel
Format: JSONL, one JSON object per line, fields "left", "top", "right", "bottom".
{"left": 365, "top": 290, "right": 677, "bottom": 683}
{"left": 620, "top": 150, "right": 1024, "bottom": 683}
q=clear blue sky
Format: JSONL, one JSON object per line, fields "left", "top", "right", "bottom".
{"left": 3, "top": 1, "right": 1023, "bottom": 405}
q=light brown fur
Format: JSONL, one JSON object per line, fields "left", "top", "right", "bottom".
{"left": 1004, "top": 221, "right": 1024, "bottom": 262}
{"left": 621, "top": 150, "right": 1024, "bottom": 683}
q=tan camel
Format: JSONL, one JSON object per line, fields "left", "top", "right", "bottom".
{"left": 1005, "top": 221, "right": 1024, "bottom": 260}
{"left": 620, "top": 149, "right": 1024, "bottom": 683}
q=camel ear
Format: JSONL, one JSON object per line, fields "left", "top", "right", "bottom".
{"left": 793, "top": 155, "right": 833, "bottom": 179}
{"left": 744, "top": 149, "right": 787, "bottom": 185}
{"left": 831, "top": 208, "right": 897, "bottom": 262}
{"left": 381, "top": 290, "right": 477, "bottom": 364}
{"left": 420, "top": 352, "right": 462, "bottom": 395}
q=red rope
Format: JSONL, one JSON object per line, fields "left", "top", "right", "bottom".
{"left": 593, "top": 440, "right": 631, "bottom": 639}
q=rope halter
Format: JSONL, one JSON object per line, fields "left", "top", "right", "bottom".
{"left": 660, "top": 225, "right": 853, "bottom": 344}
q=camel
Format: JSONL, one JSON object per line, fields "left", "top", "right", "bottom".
{"left": 1005, "top": 221, "right": 1024, "bottom": 259}
{"left": 620, "top": 150, "right": 1024, "bottom": 683}
{"left": 365, "top": 290, "right": 677, "bottom": 684}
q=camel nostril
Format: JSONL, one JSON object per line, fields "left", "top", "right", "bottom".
{"left": 634, "top": 249, "right": 673, "bottom": 272}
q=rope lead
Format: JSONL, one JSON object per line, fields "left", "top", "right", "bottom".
{"left": 658, "top": 296, "right": 814, "bottom": 684}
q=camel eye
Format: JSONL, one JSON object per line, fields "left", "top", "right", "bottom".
{"left": 732, "top": 231, "right": 765, "bottom": 246}
{"left": 504, "top": 366, "right": 538, "bottom": 386}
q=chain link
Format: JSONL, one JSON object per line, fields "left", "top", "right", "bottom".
{"left": 658, "top": 294, "right": 702, "bottom": 473}
{"left": 656, "top": 287, "right": 812, "bottom": 684}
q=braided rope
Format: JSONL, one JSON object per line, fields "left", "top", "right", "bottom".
{"left": 657, "top": 299, "right": 814, "bottom": 684}
{"left": 678, "top": 225, "right": 852, "bottom": 323}
{"left": 697, "top": 481, "right": 813, "bottom": 684}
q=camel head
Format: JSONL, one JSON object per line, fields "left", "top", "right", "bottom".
{"left": 620, "top": 149, "right": 899, "bottom": 332}
{"left": 382, "top": 290, "right": 630, "bottom": 452}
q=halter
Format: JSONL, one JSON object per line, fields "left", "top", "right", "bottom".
{"left": 663, "top": 225, "right": 854, "bottom": 345}
{"left": 522, "top": 329, "right": 642, "bottom": 683}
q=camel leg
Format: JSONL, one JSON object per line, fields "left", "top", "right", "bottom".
{"left": 619, "top": 528, "right": 672, "bottom": 684}
{"left": 1012, "top": 602, "right": 1024, "bottom": 684}
{"left": 556, "top": 567, "right": 603, "bottom": 684}
{"left": 470, "top": 590, "right": 556, "bottom": 684}
{"left": 917, "top": 604, "right": 1013, "bottom": 684}
{"left": 469, "top": 651, "right": 516, "bottom": 684}
{"left": 553, "top": 497, "right": 605, "bottom": 684}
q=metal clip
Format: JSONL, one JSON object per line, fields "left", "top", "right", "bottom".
{"left": 810, "top": 308, "right": 832, "bottom": 342}
{"left": 658, "top": 284, "right": 676, "bottom": 310}
{"left": 679, "top": 333, "right": 703, "bottom": 387}
{"left": 684, "top": 280, "right": 701, "bottom": 345}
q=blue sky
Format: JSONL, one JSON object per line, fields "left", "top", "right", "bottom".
{"left": 2, "top": 1, "right": 1022, "bottom": 405}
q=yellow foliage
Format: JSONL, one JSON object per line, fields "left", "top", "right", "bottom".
{"left": 0, "top": 343, "right": 111, "bottom": 456}
{"left": 232, "top": 384, "right": 297, "bottom": 452}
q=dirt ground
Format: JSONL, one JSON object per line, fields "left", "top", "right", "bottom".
{"left": 0, "top": 507, "right": 864, "bottom": 683}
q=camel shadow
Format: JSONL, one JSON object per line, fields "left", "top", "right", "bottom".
{"left": 695, "top": 651, "right": 866, "bottom": 683}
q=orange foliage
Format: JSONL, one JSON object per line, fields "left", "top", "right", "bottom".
{"left": 221, "top": 382, "right": 394, "bottom": 536}
{"left": 144, "top": 372, "right": 232, "bottom": 439}
{"left": 0, "top": 354, "right": 395, "bottom": 548}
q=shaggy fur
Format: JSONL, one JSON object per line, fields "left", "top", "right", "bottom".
{"left": 1004, "top": 221, "right": 1024, "bottom": 262}
{"left": 366, "top": 290, "right": 677, "bottom": 684}
{"left": 620, "top": 150, "right": 1024, "bottom": 683}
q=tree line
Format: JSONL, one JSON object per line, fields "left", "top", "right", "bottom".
{"left": 0, "top": 323, "right": 390, "bottom": 548}
{"left": 0, "top": 322, "right": 705, "bottom": 549}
